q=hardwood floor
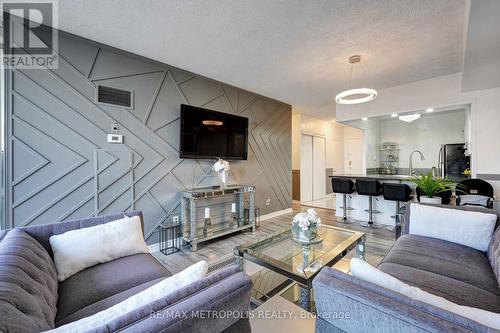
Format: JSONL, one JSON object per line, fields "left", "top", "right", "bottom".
{"left": 153, "top": 203, "right": 395, "bottom": 274}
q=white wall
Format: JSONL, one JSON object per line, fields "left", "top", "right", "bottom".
{"left": 336, "top": 72, "right": 500, "bottom": 195}
{"left": 343, "top": 126, "right": 364, "bottom": 174}
{"left": 378, "top": 111, "right": 465, "bottom": 169}
{"left": 350, "top": 120, "right": 380, "bottom": 169}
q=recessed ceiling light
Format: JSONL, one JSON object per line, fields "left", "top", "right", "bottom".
{"left": 391, "top": 113, "right": 398, "bottom": 118}
{"left": 361, "top": 117, "right": 368, "bottom": 121}
{"left": 399, "top": 114, "right": 421, "bottom": 123}
{"left": 425, "top": 108, "right": 434, "bottom": 113}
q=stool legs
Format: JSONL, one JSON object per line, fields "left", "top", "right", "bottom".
{"left": 360, "top": 196, "right": 382, "bottom": 229}
{"left": 339, "top": 194, "right": 354, "bottom": 224}
{"left": 385, "top": 201, "right": 400, "bottom": 232}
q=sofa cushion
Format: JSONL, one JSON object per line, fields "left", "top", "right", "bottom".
{"left": 379, "top": 234, "right": 500, "bottom": 312}
{"left": 50, "top": 261, "right": 207, "bottom": 332}
{"left": 489, "top": 227, "right": 500, "bottom": 286}
{"left": 403, "top": 203, "right": 500, "bottom": 235}
{"left": 351, "top": 258, "right": 500, "bottom": 330}
{"left": 49, "top": 215, "right": 150, "bottom": 281}
{"left": 81, "top": 265, "right": 249, "bottom": 333}
{"left": 56, "top": 277, "right": 165, "bottom": 326}
{"left": 408, "top": 203, "right": 497, "bottom": 251}
{"left": 56, "top": 253, "right": 170, "bottom": 324}
{"left": 21, "top": 211, "right": 144, "bottom": 259}
{"left": 0, "top": 229, "right": 59, "bottom": 332}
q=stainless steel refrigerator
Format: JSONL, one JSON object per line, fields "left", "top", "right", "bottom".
{"left": 438, "top": 143, "right": 470, "bottom": 179}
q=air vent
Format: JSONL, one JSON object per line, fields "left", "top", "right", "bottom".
{"left": 96, "top": 85, "right": 133, "bottom": 109}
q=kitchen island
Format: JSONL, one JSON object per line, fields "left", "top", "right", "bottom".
{"left": 330, "top": 173, "right": 413, "bottom": 181}
{"left": 328, "top": 174, "right": 416, "bottom": 227}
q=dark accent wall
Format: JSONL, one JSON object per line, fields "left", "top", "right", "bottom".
{"left": 3, "top": 21, "right": 292, "bottom": 243}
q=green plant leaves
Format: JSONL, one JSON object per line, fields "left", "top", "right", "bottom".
{"left": 409, "top": 171, "right": 459, "bottom": 197}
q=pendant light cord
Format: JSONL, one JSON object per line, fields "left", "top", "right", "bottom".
{"left": 359, "top": 62, "right": 366, "bottom": 75}
{"left": 348, "top": 63, "right": 354, "bottom": 89}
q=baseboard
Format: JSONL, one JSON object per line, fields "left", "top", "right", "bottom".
{"left": 148, "top": 242, "right": 160, "bottom": 253}
{"left": 148, "top": 238, "right": 181, "bottom": 253}
{"left": 260, "top": 207, "right": 293, "bottom": 221}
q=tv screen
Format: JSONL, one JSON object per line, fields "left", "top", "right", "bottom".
{"left": 180, "top": 104, "right": 248, "bottom": 160}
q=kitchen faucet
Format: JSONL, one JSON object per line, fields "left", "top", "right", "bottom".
{"left": 409, "top": 150, "right": 425, "bottom": 176}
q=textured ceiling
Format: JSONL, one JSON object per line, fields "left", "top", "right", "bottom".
{"left": 57, "top": 0, "right": 467, "bottom": 120}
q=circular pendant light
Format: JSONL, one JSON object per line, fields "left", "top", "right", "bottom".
{"left": 335, "top": 88, "right": 377, "bottom": 105}
{"left": 335, "top": 55, "right": 377, "bottom": 105}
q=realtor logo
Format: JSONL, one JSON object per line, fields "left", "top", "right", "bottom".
{"left": 1, "top": 0, "right": 58, "bottom": 69}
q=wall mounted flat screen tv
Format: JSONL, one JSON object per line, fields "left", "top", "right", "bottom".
{"left": 180, "top": 104, "right": 249, "bottom": 160}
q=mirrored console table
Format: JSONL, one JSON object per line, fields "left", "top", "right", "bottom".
{"left": 181, "top": 185, "right": 255, "bottom": 251}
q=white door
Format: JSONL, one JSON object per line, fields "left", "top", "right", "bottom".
{"left": 300, "top": 135, "right": 313, "bottom": 202}
{"left": 312, "top": 136, "right": 326, "bottom": 200}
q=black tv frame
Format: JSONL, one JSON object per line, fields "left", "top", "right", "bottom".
{"left": 179, "top": 104, "right": 249, "bottom": 160}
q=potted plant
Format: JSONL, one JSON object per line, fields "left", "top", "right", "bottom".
{"left": 409, "top": 171, "right": 458, "bottom": 204}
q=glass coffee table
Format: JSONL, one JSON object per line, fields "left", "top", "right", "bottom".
{"left": 234, "top": 225, "right": 365, "bottom": 311}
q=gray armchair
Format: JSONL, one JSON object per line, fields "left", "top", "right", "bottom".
{"left": 313, "top": 203, "right": 500, "bottom": 333}
{"left": 0, "top": 211, "right": 252, "bottom": 333}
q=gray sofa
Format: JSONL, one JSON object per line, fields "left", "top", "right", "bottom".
{"left": 313, "top": 203, "right": 500, "bottom": 333}
{"left": 0, "top": 211, "right": 252, "bottom": 333}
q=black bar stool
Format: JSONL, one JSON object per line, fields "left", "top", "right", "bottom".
{"left": 456, "top": 179, "right": 494, "bottom": 209}
{"left": 382, "top": 183, "right": 413, "bottom": 232}
{"left": 332, "top": 178, "right": 355, "bottom": 224}
{"left": 355, "top": 179, "right": 383, "bottom": 229}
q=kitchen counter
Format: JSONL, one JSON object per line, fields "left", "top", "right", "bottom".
{"left": 328, "top": 173, "right": 467, "bottom": 182}
{"left": 328, "top": 173, "right": 412, "bottom": 181}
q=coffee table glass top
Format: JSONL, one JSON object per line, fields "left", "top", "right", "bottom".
{"left": 235, "top": 225, "right": 365, "bottom": 282}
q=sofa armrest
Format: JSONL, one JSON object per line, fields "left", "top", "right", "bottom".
{"left": 313, "top": 267, "right": 497, "bottom": 333}
{"left": 92, "top": 265, "right": 252, "bottom": 333}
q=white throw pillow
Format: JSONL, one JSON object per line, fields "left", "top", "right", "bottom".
{"left": 350, "top": 258, "right": 500, "bottom": 330}
{"left": 43, "top": 260, "right": 208, "bottom": 333}
{"left": 49, "top": 215, "right": 150, "bottom": 281}
{"left": 409, "top": 203, "right": 496, "bottom": 251}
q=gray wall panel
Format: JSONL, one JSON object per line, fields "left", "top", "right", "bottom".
{"left": 4, "top": 24, "right": 292, "bottom": 243}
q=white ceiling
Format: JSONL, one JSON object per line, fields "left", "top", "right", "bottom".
{"left": 57, "top": 0, "right": 468, "bottom": 120}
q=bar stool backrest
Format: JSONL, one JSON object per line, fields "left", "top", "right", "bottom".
{"left": 332, "top": 178, "right": 355, "bottom": 194}
{"left": 356, "top": 179, "right": 382, "bottom": 196}
{"left": 382, "top": 183, "right": 412, "bottom": 202}
{"left": 459, "top": 179, "right": 494, "bottom": 198}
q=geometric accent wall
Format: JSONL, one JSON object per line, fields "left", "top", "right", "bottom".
{"left": 4, "top": 23, "right": 291, "bottom": 243}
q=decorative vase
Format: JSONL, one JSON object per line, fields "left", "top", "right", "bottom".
{"left": 212, "top": 159, "right": 230, "bottom": 189}
{"left": 291, "top": 209, "right": 323, "bottom": 245}
{"left": 292, "top": 223, "right": 317, "bottom": 242}
{"left": 218, "top": 170, "right": 227, "bottom": 189}
{"left": 420, "top": 196, "right": 442, "bottom": 204}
